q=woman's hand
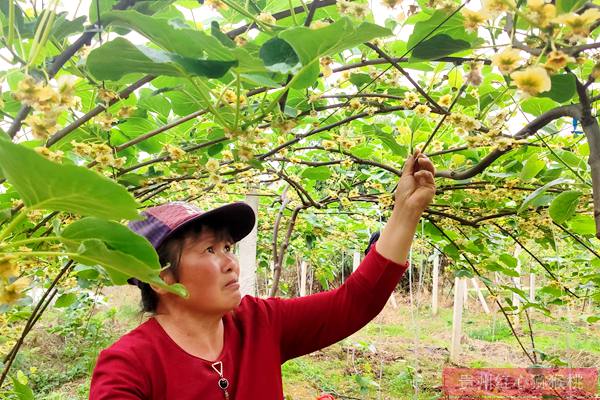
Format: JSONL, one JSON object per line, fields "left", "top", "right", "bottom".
{"left": 375, "top": 149, "right": 435, "bottom": 264}
{"left": 394, "top": 149, "right": 436, "bottom": 216}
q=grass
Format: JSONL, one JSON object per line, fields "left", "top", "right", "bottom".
{"left": 5, "top": 287, "right": 600, "bottom": 399}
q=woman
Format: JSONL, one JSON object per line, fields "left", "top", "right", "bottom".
{"left": 89, "top": 150, "right": 435, "bottom": 399}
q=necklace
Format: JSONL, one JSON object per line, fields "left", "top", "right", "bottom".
{"left": 211, "top": 361, "right": 230, "bottom": 399}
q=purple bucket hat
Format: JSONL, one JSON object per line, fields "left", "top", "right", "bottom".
{"left": 127, "top": 201, "right": 255, "bottom": 286}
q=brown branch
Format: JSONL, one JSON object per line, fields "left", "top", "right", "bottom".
{"left": 493, "top": 223, "right": 580, "bottom": 298}
{"left": 270, "top": 205, "right": 305, "bottom": 296}
{"left": 46, "top": 75, "right": 155, "bottom": 147}
{"left": 436, "top": 104, "right": 582, "bottom": 179}
{"left": 427, "top": 218, "right": 536, "bottom": 364}
{"left": 7, "top": 0, "right": 138, "bottom": 139}
{"left": 272, "top": 186, "right": 290, "bottom": 275}
{"left": 366, "top": 43, "right": 445, "bottom": 114}
{"left": 553, "top": 221, "right": 600, "bottom": 259}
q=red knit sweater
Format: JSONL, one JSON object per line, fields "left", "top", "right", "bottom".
{"left": 89, "top": 246, "right": 408, "bottom": 399}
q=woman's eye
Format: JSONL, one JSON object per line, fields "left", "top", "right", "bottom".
{"left": 225, "top": 245, "right": 232, "bottom": 252}
{"left": 206, "top": 246, "right": 215, "bottom": 254}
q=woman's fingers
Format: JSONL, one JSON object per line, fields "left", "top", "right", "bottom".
{"left": 402, "top": 151, "right": 419, "bottom": 177}
{"left": 414, "top": 169, "right": 435, "bottom": 186}
{"left": 416, "top": 155, "right": 435, "bottom": 175}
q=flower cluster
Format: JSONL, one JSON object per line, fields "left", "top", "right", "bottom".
{"left": 222, "top": 89, "right": 247, "bottom": 105}
{"left": 381, "top": 0, "right": 402, "bottom": 8}
{"left": 338, "top": 1, "right": 370, "bottom": 18}
{"left": 527, "top": 0, "right": 556, "bottom": 27}
{"left": 15, "top": 75, "right": 80, "bottom": 139}
{"left": 0, "top": 258, "right": 29, "bottom": 305}
{"left": 257, "top": 12, "right": 276, "bottom": 25}
{"left": 492, "top": 48, "right": 522, "bottom": 74}
{"left": 462, "top": 9, "right": 489, "bottom": 32}
{"left": 164, "top": 144, "right": 187, "bottom": 160}
{"left": 205, "top": 0, "right": 228, "bottom": 11}
{"left": 320, "top": 57, "right": 333, "bottom": 78}
{"left": 401, "top": 91, "right": 420, "bottom": 108}
{"left": 510, "top": 66, "right": 551, "bottom": 96}
{"left": 34, "top": 147, "right": 64, "bottom": 163}
{"left": 553, "top": 8, "right": 600, "bottom": 40}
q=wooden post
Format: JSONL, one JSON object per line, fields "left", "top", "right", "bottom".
{"left": 450, "top": 277, "right": 466, "bottom": 362}
{"left": 529, "top": 273, "right": 535, "bottom": 302}
{"left": 239, "top": 191, "right": 258, "bottom": 297}
{"left": 432, "top": 249, "right": 440, "bottom": 316}
{"left": 353, "top": 251, "right": 361, "bottom": 273}
{"left": 471, "top": 278, "right": 490, "bottom": 314}
{"left": 299, "top": 260, "right": 308, "bottom": 297}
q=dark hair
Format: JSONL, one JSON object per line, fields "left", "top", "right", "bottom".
{"left": 139, "top": 222, "right": 233, "bottom": 313}
{"left": 364, "top": 231, "right": 380, "bottom": 255}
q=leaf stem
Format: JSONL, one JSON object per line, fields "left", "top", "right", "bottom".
{"left": 0, "top": 211, "right": 27, "bottom": 243}
{"left": 0, "top": 236, "right": 61, "bottom": 248}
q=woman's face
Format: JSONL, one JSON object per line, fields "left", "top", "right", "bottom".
{"left": 164, "top": 227, "right": 241, "bottom": 315}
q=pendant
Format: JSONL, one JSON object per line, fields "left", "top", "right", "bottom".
{"left": 219, "top": 378, "right": 229, "bottom": 390}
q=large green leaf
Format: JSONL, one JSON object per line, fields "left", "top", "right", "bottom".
{"left": 101, "top": 10, "right": 263, "bottom": 72}
{"left": 273, "top": 18, "right": 392, "bottom": 88}
{"left": 259, "top": 38, "right": 301, "bottom": 74}
{"left": 87, "top": 37, "right": 237, "bottom": 80}
{"left": 521, "top": 97, "right": 559, "bottom": 117}
{"left": 518, "top": 178, "right": 572, "bottom": 213}
{"left": 540, "top": 74, "right": 576, "bottom": 103}
{"left": 568, "top": 215, "right": 596, "bottom": 236}
{"left": 61, "top": 218, "right": 185, "bottom": 296}
{"left": 302, "top": 166, "right": 333, "bottom": 181}
{"left": 0, "top": 138, "right": 139, "bottom": 220}
{"left": 61, "top": 217, "right": 160, "bottom": 268}
{"left": 520, "top": 153, "right": 546, "bottom": 180}
{"left": 65, "top": 238, "right": 186, "bottom": 296}
{"left": 411, "top": 34, "right": 471, "bottom": 60}
{"left": 407, "top": 11, "right": 477, "bottom": 55}
{"left": 549, "top": 190, "right": 581, "bottom": 224}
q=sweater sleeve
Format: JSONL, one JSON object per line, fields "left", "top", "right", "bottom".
{"left": 89, "top": 348, "right": 149, "bottom": 400}
{"left": 273, "top": 244, "right": 408, "bottom": 362}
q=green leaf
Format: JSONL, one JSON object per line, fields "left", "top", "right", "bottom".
{"left": 67, "top": 238, "right": 186, "bottom": 296}
{"left": 540, "top": 73, "right": 576, "bottom": 103}
{"left": 54, "top": 293, "right": 77, "bottom": 308}
{"left": 61, "top": 217, "right": 160, "bottom": 268}
{"left": 211, "top": 21, "right": 235, "bottom": 48}
{"left": 499, "top": 253, "right": 518, "bottom": 268}
{"left": 587, "top": 315, "right": 600, "bottom": 323}
{"left": 51, "top": 13, "right": 86, "bottom": 41}
{"left": 521, "top": 97, "right": 559, "bottom": 116}
{"left": 366, "top": 126, "right": 406, "bottom": 156}
{"left": 549, "top": 190, "right": 581, "bottom": 224}
{"left": 556, "top": 0, "right": 587, "bottom": 14}
{"left": 301, "top": 166, "right": 333, "bottom": 181}
{"left": 411, "top": 34, "right": 471, "bottom": 60}
{"left": 518, "top": 178, "right": 571, "bottom": 213}
{"left": 60, "top": 218, "right": 186, "bottom": 296}
{"left": 87, "top": 37, "right": 237, "bottom": 80}
{"left": 0, "top": 138, "right": 139, "bottom": 220}
{"left": 274, "top": 17, "right": 392, "bottom": 88}
{"left": 568, "top": 215, "right": 596, "bottom": 236}
{"left": 407, "top": 11, "right": 476, "bottom": 54}
{"left": 101, "top": 10, "right": 261, "bottom": 72}
{"left": 520, "top": 153, "right": 545, "bottom": 180}
{"left": 11, "top": 373, "right": 34, "bottom": 400}
{"left": 259, "top": 37, "right": 301, "bottom": 74}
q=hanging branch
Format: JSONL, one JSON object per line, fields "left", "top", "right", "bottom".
{"left": 427, "top": 219, "right": 537, "bottom": 364}
{"left": 366, "top": 43, "right": 445, "bottom": 114}
{"left": 0, "top": 260, "right": 75, "bottom": 386}
{"left": 552, "top": 221, "right": 600, "bottom": 260}
{"left": 493, "top": 223, "right": 580, "bottom": 298}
